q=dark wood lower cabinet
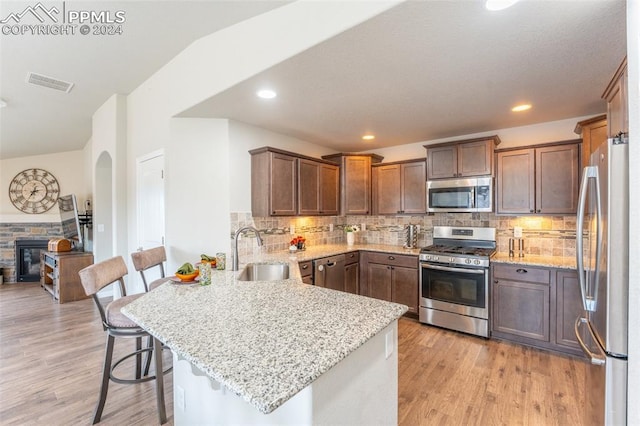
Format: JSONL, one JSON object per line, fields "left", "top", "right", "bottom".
{"left": 491, "top": 263, "right": 583, "bottom": 357}
{"left": 344, "top": 262, "right": 359, "bottom": 295}
{"left": 362, "top": 252, "right": 418, "bottom": 315}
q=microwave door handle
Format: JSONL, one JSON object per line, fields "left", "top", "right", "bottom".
{"left": 470, "top": 187, "right": 475, "bottom": 209}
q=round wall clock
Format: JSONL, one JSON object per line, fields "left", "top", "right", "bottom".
{"left": 9, "top": 168, "right": 60, "bottom": 214}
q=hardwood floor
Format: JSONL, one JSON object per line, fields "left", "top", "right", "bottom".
{"left": 0, "top": 283, "right": 585, "bottom": 425}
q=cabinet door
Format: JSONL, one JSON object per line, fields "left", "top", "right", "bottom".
{"left": 374, "top": 165, "right": 401, "bottom": 215}
{"left": 320, "top": 163, "right": 339, "bottom": 215}
{"left": 555, "top": 270, "right": 583, "bottom": 350}
{"left": 401, "top": 161, "right": 427, "bottom": 214}
{"left": 458, "top": 140, "right": 493, "bottom": 177}
{"left": 536, "top": 144, "right": 580, "bottom": 214}
{"left": 367, "top": 262, "right": 392, "bottom": 302}
{"left": 270, "top": 153, "right": 297, "bottom": 216}
{"left": 391, "top": 266, "right": 418, "bottom": 314}
{"left": 345, "top": 263, "right": 359, "bottom": 295}
{"left": 343, "top": 156, "right": 371, "bottom": 215}
{"left": 492, "top": 278, "right": 550, "bottom": 342}
{"left": 427, "top": 145, "right": 457, "bottom": 179}
{"left": 298, "top": 158, "right": 320, "bottom": 215}
{"left": 496, "top": 149, "right": 535, "bottom": 214}
{"left": 605, "top": 62, "right": 628, "bottom": 137}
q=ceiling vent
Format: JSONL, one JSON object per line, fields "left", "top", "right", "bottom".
{"left": 26, "top": 72, "right": 74, "bottom": 93}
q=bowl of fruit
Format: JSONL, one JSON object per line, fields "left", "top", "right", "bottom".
{"left": 175, "top": 262, "right": 199, "bottom": 282}
{"left": 196, "top": 254, "right": 217, "bottom": 268}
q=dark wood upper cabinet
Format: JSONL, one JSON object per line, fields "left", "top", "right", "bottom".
{"left": 372, "top": 159, "right": 426, "bottom": 215}
{"left": 321, "top": 153, "right": 383, "bottom": 215}
{"left": 496, "top": 140, "right": 581, "bottom": 215}
{"left": 298, "top": 159, "right": 339, "bottom": 216}
{"left": 250, "top": 148, "right": 297, "bottom": 216}
{"left": 426, "top": 136, "right": 499, "bottom": 179}
{"left": 574, "top": 114, "right": 607, "bottom": 162}
{"left": 250, "top": 146, "right": 340, "bottom": 217}
{"left": 602, "top": 57, "right": 628, "bottom": 138}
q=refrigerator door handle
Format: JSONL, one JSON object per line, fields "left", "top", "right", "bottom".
{"left": 574, "top": 317, "right": 606, "bottom": 366}
{"left": 575, "top": 165, "right": 600, "bottom": 312}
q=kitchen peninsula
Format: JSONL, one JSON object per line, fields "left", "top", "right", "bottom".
{"left": 122, "top": 257, "right": 408, "bottom": 425}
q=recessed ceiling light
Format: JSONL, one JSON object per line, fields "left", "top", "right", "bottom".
{"left": 511, "top": 104, "right": 532, "bottom": 112}
{"left": 362, "top": 134, "right": 375, "bottom": 141}
{"left": 256, "top": 89, "right": 277, "bottom": 99}
{"left": 485, "top": 0, "right": 520, "bottom": 11}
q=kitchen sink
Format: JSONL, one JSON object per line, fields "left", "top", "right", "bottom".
{"left": 237, "top": 263, "right": 290, "bottom": 281}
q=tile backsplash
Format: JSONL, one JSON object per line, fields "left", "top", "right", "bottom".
{"left": 230, "top": 212, "right": 577, "bottom": 259}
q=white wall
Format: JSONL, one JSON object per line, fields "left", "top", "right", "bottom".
{"left": 228, "top": 120, "right": 338, "bottom": 213}
{"left": 0, "top": 150, "right": 87, "bottom": 223}
{"left": 122, "top": 1, "right": 402, "bottom": 274}
{"left": 625, "top": 0, "right": 639, "bottom": 423}
{"left": 369, "top": 115, "right": 594, "bottom": 163}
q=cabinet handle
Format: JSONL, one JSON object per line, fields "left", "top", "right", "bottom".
{"left": 516, "top": 268, "right": 528, "bottom": 274}
{"left": 537, "top": 209, "right": 541, "bottom": 213}
{"left": 388, "top": 256, "right": 395, "bottom": 260}
{"left": 530, "top": 209, "right": 534, "bottom": 213}
{"left": 302, "top": 265, "right": 308, "bottom": 269}
{"left": 494, "top": 280, "right": 499, "bottom": 283}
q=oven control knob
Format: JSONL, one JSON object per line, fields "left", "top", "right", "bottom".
{"left": 449, "top": 257, "right": 455, "bottom": 263}
{"left": 465, "top": 258, "right": 472, "bottom": 264}
{"left": 474, "top": 259, "right": 481, "bottom": 265}
{"left": 424, "top": 255, "right": 431, "bottom": 261}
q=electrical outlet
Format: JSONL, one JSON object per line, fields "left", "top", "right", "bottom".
{"left": 176, "top": 385, "right": 185, "bottom": 411}
{"left": 290, "top": 225, "right": 295, "bottom": 235}
{"left": 361, "top": 223, "right": 366, "bottom": 231}
{"left": 514, "top": 226, "right": 523, "bottom": 238}
{"left": 329, "top": 223, "right": 334, "bottom": 232}
{"left": 416, "top": 225, "right": 420, "bottom": 233}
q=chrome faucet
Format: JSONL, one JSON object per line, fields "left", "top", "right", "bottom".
{"left": 232, "top": 226, "right": 264, "bottom": 271}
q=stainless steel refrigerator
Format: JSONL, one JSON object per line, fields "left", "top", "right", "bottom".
{"left": 575, "top": 135, "right": 629, "bottom": 425}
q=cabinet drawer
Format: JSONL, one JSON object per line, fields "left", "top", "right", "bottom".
{"left": 298, "top": 261, "right": 313, "bottom": 277}
{"left": 365, "top": 252, "right": 418, "bottom": 268}
{"left": 493, "top": 264, "right": 549, "bottom": 284}
{"left": 345, "top": 251, "right": 359, "bottom": 265}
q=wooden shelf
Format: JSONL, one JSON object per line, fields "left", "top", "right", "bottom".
{"left": 40, "top": 251, "right": 93, "bottom": 303}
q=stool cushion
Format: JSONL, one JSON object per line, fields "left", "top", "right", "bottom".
{"left": 106, "top": 294, "right": 145, "bottom": 328}
{"left": 148, "top": 278, "right": 166, "bottom": 291}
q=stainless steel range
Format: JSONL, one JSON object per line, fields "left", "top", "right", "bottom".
{"left": 419, "top": 226, "right": 496, "bottom": 338}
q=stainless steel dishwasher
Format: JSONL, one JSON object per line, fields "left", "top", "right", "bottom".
{"left": 313, "top": 254, "right": 345, "bottom": 291}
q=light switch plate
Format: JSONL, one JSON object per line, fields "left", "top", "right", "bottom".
{"left": 329, "top": 223, "right": 334, "bottom": 232}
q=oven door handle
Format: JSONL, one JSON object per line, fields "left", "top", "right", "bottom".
{"left": 421, "top": 263, "right": 486, "bottom": 275}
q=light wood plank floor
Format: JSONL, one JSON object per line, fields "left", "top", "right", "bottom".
{"left": 0, "top": 283, "right": 586, "bottom": 425}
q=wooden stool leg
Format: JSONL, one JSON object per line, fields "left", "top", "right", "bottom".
{"left": 93, "top": 334, "right": 115, "bottom": 424}
{"left": 153, "top": 337, "right": 167, "bottom": 424}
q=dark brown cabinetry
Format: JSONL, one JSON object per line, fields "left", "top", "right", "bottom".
{"left": 575, "top": 114, "right": 607, "bottom": 161}
{"left": 250, "top": 147, "right": 297, "bottom": 216}
{"left": 322, "top": 153, "right": 383, "bottom": 215}
{"left": 361, "top": 251, "right": 418, "bottom": 314}
{"left": 298, "top": 260, "right": 313, "bottom": 285}
{"left": 344, "top": 251, "right": 359, "bottom": 295}
{"left": 250, "top": 147, "right": 341, "bottom": 217}
{"left": 426, "top": 136, "right": 499, "bottom": 180}
{"left": 41, "top": 251, "right": 94, "bottom": 303}
{"left": 491, "top": 263, "right": 583, "bottom": 357}
{"left": 496, "top": 140, "right": 581, "bottom": 215}
{"left": 372, "top": 159, "right": 426, "bottom": 215}
{"left": 297, "top": 159, "right": 339, "bottom": 216}
{"left": 602, "top": 57, "right": 628, "bottom": 138}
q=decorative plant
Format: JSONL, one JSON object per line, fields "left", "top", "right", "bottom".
{"left": 345, "top": 225, "right": 360, "bottom": 233}
{"left": 290, "top": 235, "right": 306, "bottom": 249}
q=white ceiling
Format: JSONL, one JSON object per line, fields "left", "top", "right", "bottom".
{"left": 0, "top": 1, "right": 627, "bottom": 159}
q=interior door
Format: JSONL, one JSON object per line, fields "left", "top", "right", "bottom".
{"left": 136, "top": 153, "right": 165, "bottom": 290}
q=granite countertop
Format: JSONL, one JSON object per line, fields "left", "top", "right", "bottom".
{"left": 492, "top": 252, "right": 577, "bottom": 269}
{"left": 122, "top": 251, "right": 408, "bottom": 415}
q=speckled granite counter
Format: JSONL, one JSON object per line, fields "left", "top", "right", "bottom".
{"left": 492, "top": 252, "right": 576, "bottom": 269}
{"left": 122, "top": 267, "right": 407, "bottom": 415}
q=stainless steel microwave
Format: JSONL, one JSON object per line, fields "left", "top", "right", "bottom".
{"left": 427, "top": 177, "right": 493, "bottom": 213}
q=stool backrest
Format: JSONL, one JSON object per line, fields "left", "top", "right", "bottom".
{"left": 131, "top": 246, "right": 166, "bottom": 292}
{"left": 79, "top": 256, "right": 128, "bottom": 296}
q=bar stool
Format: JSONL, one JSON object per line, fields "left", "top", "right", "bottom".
{"left": 131, "top": 246, "right": 167, "bottom": 292}
{"left": 79, "top": 256, "right": 166, "bottom": 424}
